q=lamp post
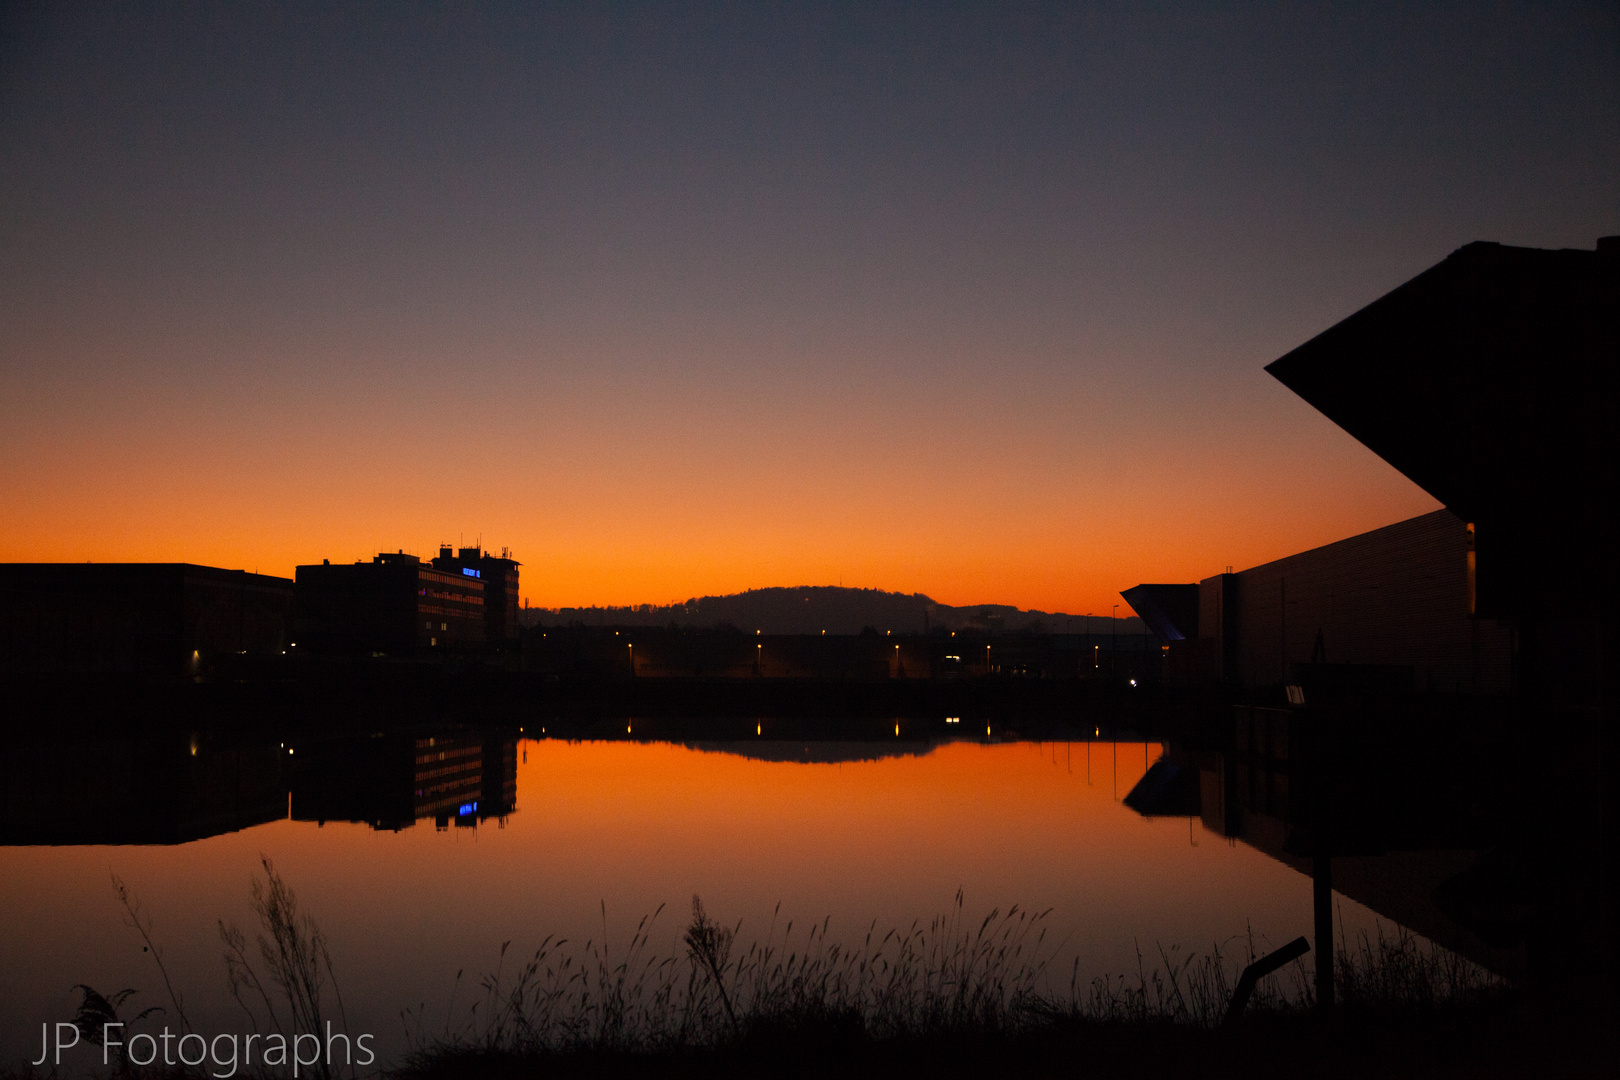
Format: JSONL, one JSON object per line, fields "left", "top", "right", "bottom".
{"left": 1111, "top": 604, "right": 1118, "bottom": 677}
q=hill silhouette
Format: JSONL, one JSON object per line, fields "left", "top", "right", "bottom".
{"left": 522, "top": 585, "right": 1145, "bottom": 637}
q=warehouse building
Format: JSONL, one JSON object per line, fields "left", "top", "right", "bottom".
{"left": 1127, "top": 509, "right": 1513, "bottom": 693}
{"left": 1126, "top": 237, "right": 1616, "bottom": 697}
{"left": 0, "top": 563, "right": 294, "bottom": 676}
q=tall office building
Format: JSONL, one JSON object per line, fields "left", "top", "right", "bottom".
{"left": 295, "top": 551, "right": 484, "bottom": 655}
{"left": 430, "top": 546, "right": 520, "bottom": 646}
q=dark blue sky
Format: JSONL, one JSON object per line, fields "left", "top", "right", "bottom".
{"left": 2, "top": 2, "right": 1616, "bottom": 606}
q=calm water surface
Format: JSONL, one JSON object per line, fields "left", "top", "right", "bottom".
{"left": 1, "top": 735, "right": 1382, "bottom": 1067}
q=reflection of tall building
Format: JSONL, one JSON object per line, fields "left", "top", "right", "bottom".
{"left": 0, "top": 563, "right": 294, "bottom": 676}
{"left": 0, "top": 733, "right": 286, "bottom": 845}
{"left": 429, "top": 546, "right": 521, "bottom": 645}
{"left": 289, "top": 730, "right": 517, "bottom": 831}
{"left": 295, "top": 552, "right": 484, "bottom": 656}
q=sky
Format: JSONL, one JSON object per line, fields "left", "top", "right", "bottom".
{"left": 2, "top": 2, "right": 1616, "bottom": 612}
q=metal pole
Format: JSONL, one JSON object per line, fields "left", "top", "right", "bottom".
{"left": 1111, "top": 604, "right": 1118, "bottom": 677}
{"left": 1314, "top": 849, "right": 1334, "bottom": 1012}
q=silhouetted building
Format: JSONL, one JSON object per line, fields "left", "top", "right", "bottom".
{"left": 1133, "top": 236, "right": 1619, "bottom": 1008}
{"left": 0, "top": 563, "right": 294, "bottom": 676}
{"left": 430, "top": 545, "right": 521, "bottom": 645}
{"left": 1267, "top": 240, "right": 1617, "bottom": 626}
{"left": 1261, "top": 236, "right": 1618, "bottom": 1004}
{"left": 295, "top": 551, "right": 484, "bottom": 656}
{"left": 1134, "top": 510, "right": 1513, "bottom": 692}
{"left": 1119, "top": 584, "right": 1199, "bottom": 642}
{"left": 1127, "top": 238, "right": 1620, "bottom": 695}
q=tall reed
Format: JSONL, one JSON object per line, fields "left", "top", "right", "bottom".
{"left": 409, "top": 895, "right": 1499, "bottom": 1065}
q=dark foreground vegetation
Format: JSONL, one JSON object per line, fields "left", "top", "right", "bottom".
{"left": 24, "top": 863, "right": 1608, "bottom": 1080}
{"left": 388, "top": 902, "right": 1612, "bottom": 1080}
{"left": 397, "top": 999, "right": 1609, "bottom": 1080}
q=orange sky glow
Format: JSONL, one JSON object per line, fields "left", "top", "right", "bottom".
{"left": 5, "top": 4, "right": 1603, "bottom": 614}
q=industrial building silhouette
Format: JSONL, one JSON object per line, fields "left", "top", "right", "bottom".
{"left": 0, "top": 545, "right": 520, "bottom": 674}
{"left": 1125, "top": 236, "right": 1617, "bottom": 702}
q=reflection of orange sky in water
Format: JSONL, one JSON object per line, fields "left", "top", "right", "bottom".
{"left": 0, "top": 740, "right": 1376, "bottom": 1066}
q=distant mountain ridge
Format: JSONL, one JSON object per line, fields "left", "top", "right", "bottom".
{"left": 522, "top": 585, "right": 1145, "bottom": 637}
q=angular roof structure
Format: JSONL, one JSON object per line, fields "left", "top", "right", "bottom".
{"left": 1266, "top": 239, "right": 1618, "bottom": 619}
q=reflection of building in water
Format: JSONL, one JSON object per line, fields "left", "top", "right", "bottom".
{"left": 0, "top": 563, "right": 294, "bottom": 676}
{"left": 295, "top": 552, "right": 486, "bottom": 656}
{"left": 0, "top": 733, "right": 286, "bottom": 845}
{"left": 289, "top": 730, "right": 516, "bottom": 831}
{"left": 1135, "top": 716, "right": 1530, "bottom": 983}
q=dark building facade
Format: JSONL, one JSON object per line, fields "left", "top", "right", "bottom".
{"left": 1124, "top": 236, "right": 1617, "bottom": 1009}
{"left": 430, "top": 546, "right": 520, "bottom": 645}
{"left": 1127, "top": 237, "right": 1620, "bottom": 696}
{"left": 1134, "top": 509, "right": 1514, "bottom": 693}
{"left": 1264, "top": 237, "right": 1617, "bottom": 705}
{"left": 0, "top": 563, "right": 294, "bottom": 676}
{"left": 295, "top": 551, "right": 484, "bottom": 656}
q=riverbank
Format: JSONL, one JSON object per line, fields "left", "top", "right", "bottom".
{"left": 395, "top": 993, "right": 1610, "bottom": 1080}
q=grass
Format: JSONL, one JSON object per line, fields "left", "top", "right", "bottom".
{"left": 388, "top": 894, "right": 1573, "bottom": 1079}
{"left": 38, "top": 877, "right": 1608, "bottom": 1080}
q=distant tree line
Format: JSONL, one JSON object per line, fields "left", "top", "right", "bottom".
{"left": 523, "top": 585, "right": 1146, "bottom": 638}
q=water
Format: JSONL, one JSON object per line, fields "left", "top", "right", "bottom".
{"left": 1, "top": 730, "right": 1383, "bottom": 1069}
